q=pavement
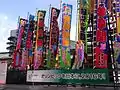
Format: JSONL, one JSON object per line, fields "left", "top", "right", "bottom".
{"left": 0, "top": 85, "right": 119, "bottom": 90}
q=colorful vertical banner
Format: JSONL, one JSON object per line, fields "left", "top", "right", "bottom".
{"left": 26, "top": 16, "right": 34, "bottom": 49}
{"left": 60, "top": 4, "right": 72, "bottom": 69}
{"left": 34, "top": 10, "right": 46, "bottom": 69}
{"left": 26, "top": 15, "right": 35, "bottom": 66}
{"left": 81, "top": 0, "right": 89, "bottom": 54}
{"left": 13, "top": 18, "right": 27, "bottom": 67}
{"left": 48, "top": 7, "right": 60, "bottom": 68}
{"left": 79, "top": 0, "right": 89, "bottom": 67}
{"left": 16, "top": 18, "right": 27, "bottom": 50}
{"left": 20, "top": 18, "right": 30, "bottom": 70}
{"left": 94, "top": 0, "right": 108, "bottom": 68}
{"left": 72, "top": 40, "right": 84, "bottom": 69}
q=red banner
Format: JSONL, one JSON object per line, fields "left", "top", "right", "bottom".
{"left": 49, "top": 7, "right": 60, "bottom": 68}
{"left": 16, "top": 19, "right": 27, "bottom": 50}
{"left": 34, "top": 10, "right": 46, "bottom": 69}
{"left": 94, "top": 1, "right": 108, "bottom": 68}
{"left": 49, "top": 7, "right": 60, "bottom": 50}
{"left": 13, "top": 18, "right": 27, "bottom": 67}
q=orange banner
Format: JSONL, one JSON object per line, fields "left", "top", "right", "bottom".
{"left": 117, "top": 17, "right": 120, "bottom": 33}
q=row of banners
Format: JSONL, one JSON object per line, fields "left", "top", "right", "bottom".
{"left": 9, "top": 0, "right": 120, "bottom": 85}
{"left": 12, "top": 1, "right": 120, "bottom": 71}
{"left": 12, "top": 3, "right": 73, "bottom": 70}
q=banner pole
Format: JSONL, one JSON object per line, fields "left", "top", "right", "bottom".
{"left": 48, "top": 4, "right": 51, "bottom": 32}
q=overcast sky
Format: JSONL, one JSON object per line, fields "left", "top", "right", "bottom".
{"left": 0, "top": 0, "right": 77, "bottom": 52}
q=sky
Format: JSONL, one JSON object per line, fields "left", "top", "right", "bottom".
{"left": 0, "top": 0, "right": 77, "bottom": 52}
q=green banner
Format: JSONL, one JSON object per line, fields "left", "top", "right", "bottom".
{"left": 27, "top": 69, "right": 109, "bottom": 84}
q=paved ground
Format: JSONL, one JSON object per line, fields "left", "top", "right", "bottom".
{"left": 0, "top": 85, "right": 119, "bottom": 90}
